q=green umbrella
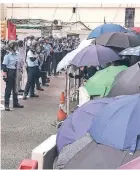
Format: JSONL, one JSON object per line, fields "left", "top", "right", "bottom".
{"left": 85, "top": 66, "right": 128, "bottom": 97}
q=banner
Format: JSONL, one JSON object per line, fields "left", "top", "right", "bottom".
{"left": 8, "top": 21, "right": 16, "bottom": 40}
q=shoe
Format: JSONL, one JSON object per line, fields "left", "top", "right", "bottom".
{"left": 23, "top": 96, "right": 27, "bottom": 100}
{"left": 42, "top": 84, "right": 49, "bottom": 87}
{"left": 19, "top": 89, "right": 24, "bottom": 93}
{"left": 36, "top": 88, "right": 44, "bottom": 91}
{"left": 5, "top": 106, "right": 11, "bottom": 111}
{"left": 14, "top": 103, "right": 24, "bottom": 108}
{"left": 30, "top": 94, "right": 39, "bottom": 98}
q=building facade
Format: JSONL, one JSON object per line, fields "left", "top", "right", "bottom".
{"left": 5, "top": 3, "right": 140, "bottom": 29}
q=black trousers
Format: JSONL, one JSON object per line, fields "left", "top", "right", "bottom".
{"left": 40, "top": 59, "right": 48, "bottom": 85}
{"left": 46, "top": 55, "right": 52, "bottom": 75}
{"left": 52, "top": 52, "right": 61, "bottom": 74}
{"left": 24, "top": 66, "right": 39, "bottom": 96}
{"left": 4, "top": 69, "right": 18, "bottom": 107}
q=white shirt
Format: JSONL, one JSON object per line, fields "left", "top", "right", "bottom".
{"left": 26, "top": 50, "right": 38, "bottom": 67}
{"left": 27, "top": 39, "right": 32, "bottom": 47}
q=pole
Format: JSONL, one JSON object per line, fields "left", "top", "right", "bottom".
{"left": 66, "top": 67, "right": 70, "bottom": 115}
{"left": 65, "top": 69, "right": 68, "bottom": 113}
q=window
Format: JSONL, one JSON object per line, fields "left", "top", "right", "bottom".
{"left": 125, "top": 8, "right": 135, "bottom": 28}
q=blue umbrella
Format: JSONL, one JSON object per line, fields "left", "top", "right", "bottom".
{"left": 87, "top": 23, "right": 128, "bottom": 39}
{"left": 56, "top": 96, "right": 126, "bottom": 153}
{"left": 119, "top": 46, "right": 140, "bottom": 56}
{"left": 70, "top": 44, "right": 120, "bottom": 67}
{"left": 89, "top": 94, "right": 140, "bottom": 154}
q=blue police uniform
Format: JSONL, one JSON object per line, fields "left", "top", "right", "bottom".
{"left": 52, "top": 45, "right": 60, "bottom": 75}
{"left": 2, "top": 52, "right": 19, "bottom": 108}
{"left": 23, "top": 50, "right": 39, "bottom": 99}
{"left": 43, "top": 43, "right": 52, "bottom": 77}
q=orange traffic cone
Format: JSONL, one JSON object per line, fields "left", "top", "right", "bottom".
{"left": 57, "top": 109, "right": 67, "bottom": 121}
{"left": 60, "top": 92, "right": 65, "bottom": 104}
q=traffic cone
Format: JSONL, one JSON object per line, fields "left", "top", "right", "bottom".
{"left": 60, "top": 92, "right": 65, "bottom": 104}
{"left": 18, "top": 159, "right": 38, "bottom": 169}
{"left": 57, "top": 109, "right": 67, "bottom": 121}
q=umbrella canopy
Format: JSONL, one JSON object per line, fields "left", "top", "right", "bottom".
{"left": 87, "top": 23, "right": 128, "bottom": 39}
{"left": 84, "top": 66, "right": 127, "bottom": 97}
{"left": 70, "top": 44, "right": 120, "bottom": 67}
{"left": 108, "top": 62, "right": 140, "bottom": 97}
{"left": 95, "top": 32, "right": 140, "bottom": 49}
{"left": 89, "top": 94, "right": 140, "bottom": 153}
{"left": 56, "top": 39, "right": 92, "bottom": 72}
{"left": 56, "top": 97, "right": 120, "bottom": 153}
{"left": 119, "top": 156, "right": 140, "bottom": 169}
{"left": 64, "top": 138, "right": 140, "bottom": 169}
{"left": 119, "top": 46, "right": 140, "bottom": 56}
{"left": 130, "top": 27, "right": 140, "bottom": 33}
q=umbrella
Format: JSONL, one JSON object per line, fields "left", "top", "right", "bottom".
{"left": 108, "top": 62, "right": 140, "bottom": 97}
{"left": 119, "top": 46, "right": 140, "bottom": 56}
{"left": 84, "top": 66, "right": 127, "bottom": 97}
{"left": 130, "top": 27, "right": 140, "bottom": 33}
{"left": 95, "top": 32, "right": 140, "bottom": 49}
{"left": 119, "top": 156, "right": 140, "bottom": 169}
{"left": 70, "top": 44, "right": 120, "bottom": 67}
{"left": 87, "top": 23, "right": 128, "bottom": 39}
{"left": 55, "top": 134, "right": 140, "bottom": 169}
{"left": 56, "top": 97, "right": 121, "bottom": 153}
{"left": 56, "top": 39, "right": 92, "bottom": 72}
{"left": 64, "top": 139, "right": 140, "bottom": 169}
{"left": 89, "top": 94, "right": 140, "bottom": 153}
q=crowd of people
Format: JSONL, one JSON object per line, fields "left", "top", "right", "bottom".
{"left": 1, "top": 35, "right": 80, "bottom": 111}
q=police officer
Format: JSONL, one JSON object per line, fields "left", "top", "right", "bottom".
{"left": 17, "top": 40, "right": 25, "bottom": 93}
{"left": 23, "top": 42, "right": 39, "bottom": 100}
{"left": 52, "top": 41, "right": 59, "bottom": 75}
{"left": 1, "top": 42, "right": 7, "bottom": 69}
{"left": 2, "top": 41, "right": 24, "bottom": 111}
{"left": 43, "top": 37, "right": 52, "bottom": 80}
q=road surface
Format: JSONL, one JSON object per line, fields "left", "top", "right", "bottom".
{"left": 1, "top": 74, "right": 65, "bottom": 169}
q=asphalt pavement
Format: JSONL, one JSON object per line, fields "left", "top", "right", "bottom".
{"left": 1, "top": 75, "right": 65, "bottom": 169}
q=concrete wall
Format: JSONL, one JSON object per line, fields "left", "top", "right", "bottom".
{"left": 5, "top": 3, "right": 140, "bottom": 28}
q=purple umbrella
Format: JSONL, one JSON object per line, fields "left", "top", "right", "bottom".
{"left": 56, "top": 97, "right": 122, "bottom": 153}
{"left": 70, "top": 44, "right": 120, "bottom": 67}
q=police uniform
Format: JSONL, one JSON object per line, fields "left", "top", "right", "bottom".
{"left": 52, "top": 44, "right": 59, "bottom": 75}
{"left": 23, "top": 49, "right": 39, "bottom": 100}
{"left": 44, "top": 42, "right": 52, "bottom": 77}
{"left": 38, "top": 39, "right": 50, "bottom": 86}
{"left": 18, "top": 41, "right": 26, "bottom": 92}
{"left": 2, "top": 42, "right": 24, "bottom": 111}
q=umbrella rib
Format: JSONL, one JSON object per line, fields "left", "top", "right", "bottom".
{"left": 96, "top": 45, "right": 101, "bottom": 66}
{"left": 101, "top": 100, "right": 133, "bottom": 137}
{"left": 76, "top": 46, "right": 89, "bottom": 66}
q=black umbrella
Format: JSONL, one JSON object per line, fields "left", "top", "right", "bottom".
{"left": 65, "top": 140, "right": 140, "bottom": 169}
{"left": 95, "top": 32, "right": 140, "bottom": 49}
{"left": 54, "top": 135, "right": 140, "bottom": 169}
{"left": 108, "top": 62, "right": 140, "bottom": 97}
